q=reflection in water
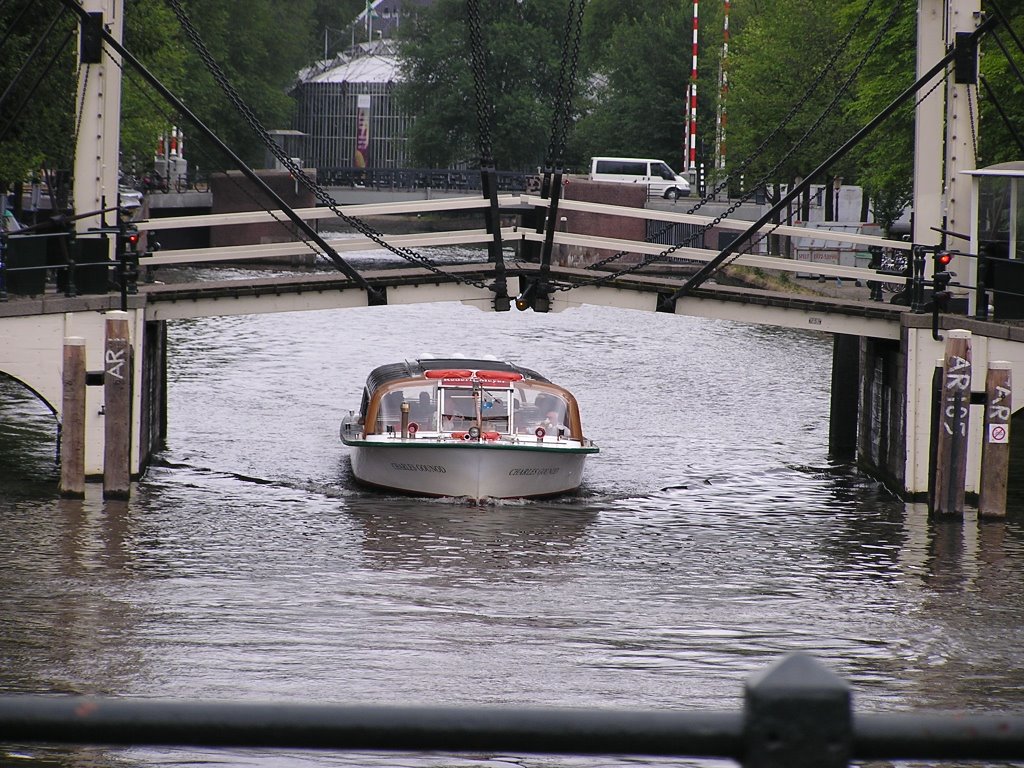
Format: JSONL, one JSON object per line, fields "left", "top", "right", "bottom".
{"left": 346, "top": 497, "right": 596, "bottom": 572}
{"left": 3, "top": 300, "right": 1024, "bottom": 768}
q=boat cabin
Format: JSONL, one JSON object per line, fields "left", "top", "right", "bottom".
{"left": 355, "top": 359, "right": 585, "bottom": 441}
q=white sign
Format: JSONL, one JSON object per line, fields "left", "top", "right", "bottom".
{"left": 988, "top": 424, "right": 1009, "bottom": 444}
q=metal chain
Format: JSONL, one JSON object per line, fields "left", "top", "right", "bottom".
{"left": 111, "top": 51, "right": 327, "bottom": 264}
{"left": 466, "top": 0, "right": 494, "bottom": 167}
{"left": 167, "top": 0, "right": 490, "bottom": 290}
{"left": 967, "top": 83, "right": 979, "bottom": 163}
{"left": 73, "top": 64, "right": 89, "bottom": 148}
{"left": 544, "top": 0, "right": 587, "bottom": 170}
{"left": 685, "top": 0, "right": 886, "bottom": 221}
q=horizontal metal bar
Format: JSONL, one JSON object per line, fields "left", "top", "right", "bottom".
{"left": 855, "top": 713, "right": 1024, "bottom": 760}
{"left": 145, "top": 228, "right": 518, "bottom": 266}
{"left": 520, "top": 195, "right": 913, "bottom": 251}
{"left": 517, "top": 229, "right": 886, "bottom": 283}
{"left": 0, "top": 697, "right": 741, "bottom": 757}
{"left": 140, "top": 196, "right": 521, "bottom": 231}
{"left": 3, "top": 697, "right": 1024, "bottom": 762}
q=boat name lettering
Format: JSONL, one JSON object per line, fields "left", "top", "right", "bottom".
{"left": 508, "top": 467, "right": 561, "bottom": 476}
{"left": 390, "top": 462, "right": 447, "bottom": 473}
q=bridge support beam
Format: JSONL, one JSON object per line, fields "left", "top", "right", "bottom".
{"left": 0, "top": 307, "right": 164, "bottom": 483}
{"left": 828, "top": 334, "right": 860, "bottom": 460}
{"left": 855, "top": 315, "right": 1024, "bottom": 502}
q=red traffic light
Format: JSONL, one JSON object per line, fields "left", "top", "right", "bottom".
{"left": 936, "top": 251, "right": 953, "bottom": 266}
{"left": 128, "top": 233, "right": 139, "bottom": 245}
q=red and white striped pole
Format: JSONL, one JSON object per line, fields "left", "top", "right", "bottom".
{"left": 687, "top": 0, "right": 699, "bottom": 175}
{"left": 718, "top": 0, "right": 729, "bottom": 172}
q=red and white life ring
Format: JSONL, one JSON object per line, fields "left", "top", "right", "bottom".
{"left": 425, "top": 369, "right": 472, "bottom": 379}
{"left": 475, "top": 370, "right": 523, "bottom": 382}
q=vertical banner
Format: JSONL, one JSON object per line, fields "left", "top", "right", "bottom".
{"left": 355, "top": 95, "right": 371, "bottom": 169}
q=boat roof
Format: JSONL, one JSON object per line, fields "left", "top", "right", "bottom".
{"left": 364, "top": 359, "right": 550, "bottom": 394}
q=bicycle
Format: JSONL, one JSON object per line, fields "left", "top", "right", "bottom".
{"left": 174, "top": 173, "right": 209, "bottom": 193}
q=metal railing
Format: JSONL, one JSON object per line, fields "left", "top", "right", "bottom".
{"left": 317, "top": 166, "right": 535, "bottom": 193}
{"left": 2, "top": 654, "right": 1023, "bottom": 766}
{"left": 0, "top": 229, "right": 144, "bottom": 309}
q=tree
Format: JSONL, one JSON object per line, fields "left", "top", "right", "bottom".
{"left": 571, "top": 4, "right": 696, "bottom": 173}
{"left": 726, "top": 0, "right": 858, "bottom": 198}
{"left": 395, "top": 0, "right": 584, "bottom": 171}
{"left": 838, "top": 0, "right": 916, "bottom": 233}
{"left": 0, "top": 4, "right": 77, "bottom": 194}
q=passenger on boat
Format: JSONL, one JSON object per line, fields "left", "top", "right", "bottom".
{"left": 538, "top": 411, "right": 568, "bottom": 436}
{"left": 412, "top": 392, "right": 435, "bottom": 429}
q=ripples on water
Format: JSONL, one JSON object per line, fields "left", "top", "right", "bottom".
{"left": 3, "top": 281, "right": 1024, "bottom": 768}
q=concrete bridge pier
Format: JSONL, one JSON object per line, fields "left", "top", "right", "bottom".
{"left": 0, "top": 308, "right": 166, "bottom": 487}
{"left": 856, "top": 316, "right": 1024, "bottom": 503}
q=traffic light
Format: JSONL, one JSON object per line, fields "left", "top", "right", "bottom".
{"left": 932, "top": 259, "right": 955, "bottom": 313}
{"left": 125, "top": 226, "right": 139, "bottom": 254}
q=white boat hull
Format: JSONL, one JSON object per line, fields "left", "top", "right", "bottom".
{"left": 345, "top": 438, "right": 592, "bottom": 501}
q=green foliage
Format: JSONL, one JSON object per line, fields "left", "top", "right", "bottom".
{"left": 165, "top": 0, "right": 322, "bottom": 170}
{"left": 0, "top": 0, "right": 334, "bottom": 195}
{"left": 0, "top": 4, "right": 77, "bottom": 191}
{"left": 571, "top": 5, "right": 695, "bottom": 171}
{"left": 727, "top": 0, "right": 858, "bottom": 190}
{"left": 395, "top": 0, "right": 579, "bottom": 170}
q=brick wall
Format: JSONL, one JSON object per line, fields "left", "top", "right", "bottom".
{"left": 210, "top": 170, "right": 316, "bottom": 253}
{"left": 558, "top": 178, "right": 646, "bottom": 267}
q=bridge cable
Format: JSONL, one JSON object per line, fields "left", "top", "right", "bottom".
{"left": 466, "top": 0, "right": 510, "bottom": 309}
{"left": 0, "top": 6, "right": 68, "bottom": 113}
{"left": 683, "top": 0, "right": 905, "bottom": 276}
{"left": 166, "top": 0, "right": 491, "bottom": 292}
{"left": 579, "top": 0, "right": 886, "bottom": 277}
{"left": 110, "top": 57, "right": 332, "bottom": 266}
{"left": 560, "top": 0, "right": 899, "bottom": 293}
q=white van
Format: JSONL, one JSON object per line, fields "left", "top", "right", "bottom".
{"left": 589, "top": 157, "right": 691, "bottom": 199}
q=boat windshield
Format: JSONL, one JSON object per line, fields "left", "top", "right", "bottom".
{"left": 372, "top": 379, "right": 573, "bottom": 437}
{"left": 511, "top": 383, "right": 569, "bottom": 435}
{"left": 375, "top": 382, "right": 437, "bottom": 433}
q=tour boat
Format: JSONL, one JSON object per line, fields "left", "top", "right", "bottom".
{"left": 340, "top": 358, "right": 599, "bottom": 501}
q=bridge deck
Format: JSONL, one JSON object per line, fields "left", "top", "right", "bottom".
{"left": 0, "top": 261, "right": 909, "bottom": 340}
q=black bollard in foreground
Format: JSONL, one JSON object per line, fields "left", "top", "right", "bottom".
{"left": 743, "top": 653, "right": 851, "bottom": 768}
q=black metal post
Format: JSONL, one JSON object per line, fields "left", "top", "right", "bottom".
{"left": 743, "top": 653, "right": 851, "bottom": 768}
{"left": 976, "top": 249, "right": 989, "bottom": 319}
{"left": 0, "top": 232, "right": 7, "bottom": 302}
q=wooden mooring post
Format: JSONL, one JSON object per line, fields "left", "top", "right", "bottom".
{"left": 932, "top": 329, "right": 972, "bottom": 517}
{"left": 979, "top": 361, "right": 1012, "bottom": 519}
{"left": 59, "top": 336, "right": 86, "bottom": 498}
{"left": 103, "top": 311, "right": 132, "bottom": 500}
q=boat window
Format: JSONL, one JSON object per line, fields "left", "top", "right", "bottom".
{"left": 512, "top": 384, "right": 569, "bottom": 434}
{"left": 438, "top": 386, "right": 511, "bottom": 433}
{"left": 479, "top": 388, "right": 509, "bottom": 433}
{"left": 375, "top": 383, "right": 437, "bottom": 432}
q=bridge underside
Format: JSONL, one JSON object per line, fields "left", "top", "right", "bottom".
{"left": 125, "top": 263, "right": 906, "bottom": 341}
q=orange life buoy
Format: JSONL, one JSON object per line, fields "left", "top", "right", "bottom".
{"left": 482, "top": 431, "right": 500, "bottom": 440}
{"left": 475, "top": 370, "right": 523, "bottom": 382}
{"left": 425, "top": 369, "right": 472, "bottom": 379}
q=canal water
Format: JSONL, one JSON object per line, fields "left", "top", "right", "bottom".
{"left": 3, "top": 254, "right": 1024, "bottom": 767}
